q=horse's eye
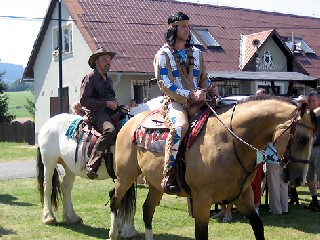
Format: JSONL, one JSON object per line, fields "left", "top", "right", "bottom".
{"left": 298, "top": 136, "right": 309, "bottom": 145}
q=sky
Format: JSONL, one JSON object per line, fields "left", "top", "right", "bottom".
{"left": 0, "top": 0, "right": 320, "bottom": 67}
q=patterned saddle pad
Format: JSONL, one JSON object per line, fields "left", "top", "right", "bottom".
{"left": 133, "top": 106, "right": 212, "bottom": 153}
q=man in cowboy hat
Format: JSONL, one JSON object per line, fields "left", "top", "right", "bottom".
{"left": 80, "top": 47, "right": 118, "bottom": 179}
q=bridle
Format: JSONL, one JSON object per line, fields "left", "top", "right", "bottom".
{"left": 276, "top": 111, "right": 316, "bottom": 169}
{"left": 206, "top": 101, "right": 316, "bottom": 204}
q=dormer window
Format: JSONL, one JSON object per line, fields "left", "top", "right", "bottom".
{"left": 191, "top": 28, "right": 221, "bottom": 49}
{"left": 284, "top": 37, "right": 315, "bottom": 54}
{"left": 190, "top": 32, "right": 202, "bottom": 48}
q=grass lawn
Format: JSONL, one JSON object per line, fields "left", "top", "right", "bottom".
{"left": 5, "top": 91, "right": 33, "bottom": 121}
{"left": 0, "top": 176, "right": 319, "bottom": 240}
{"left": 0, "top": 142, "right": 37, "bottom": 163}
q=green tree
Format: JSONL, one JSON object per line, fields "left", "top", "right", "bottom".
{"left": 7, "top": 79, "right": 34, "bottom": 92}
{"left": 0, "top": 70, "right": 15, "bottom": 123}
{"left": 24, "top": 89, "right": 35, "bottom": 121}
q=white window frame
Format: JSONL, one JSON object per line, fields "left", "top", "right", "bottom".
{"left": 53, "top": 23, "right": 73, "bottom": 57}
{"left": 192, "top": 28, "right": 221, "bottom": 48}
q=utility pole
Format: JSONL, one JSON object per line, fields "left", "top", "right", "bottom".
{"left": 58, "top": 0, "right": 63, "bottom": 113}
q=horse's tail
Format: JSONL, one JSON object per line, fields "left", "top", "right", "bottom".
{"left": 36, "top": 147, "right": 61, "bottom": 211}
{"left": 109, "top": 183, "right": 136, "bottom": 226}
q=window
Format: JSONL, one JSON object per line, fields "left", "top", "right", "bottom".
{"left": 63, "top": 27, "right": 72, "bottom": 53}
{"left": 212, "top": 80, "right": 239, "bottom": 96}
{"left": 192, "top": 28, "right": 221, "bottom": 48}
{"left": 190, "top": 32, "right": 202, "bottom": 48}
{"left": 132, "top": 80, "right": 149, "bottom": 103}
{"left": 53, "top": 24, "right": 73, "bottom": 56}
{"left": 284, "top": 37, "right": 315, "bottom": 54}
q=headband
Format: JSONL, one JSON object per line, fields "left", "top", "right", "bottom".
{"left": 168, "top": 20, "right": 190, "bottom": 29}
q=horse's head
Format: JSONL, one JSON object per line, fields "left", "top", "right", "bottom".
{"left": 273, "top": 102, "right": 317, "bottom": 187}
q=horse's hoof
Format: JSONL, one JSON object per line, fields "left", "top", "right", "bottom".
{"left": 63, "top": 216, "right": 83, "bottom": 224}
{"left": 76, "top": 217, "right": 83, "bottom": 224}
{"left": 43, "top": 217, "right": 57, "bottom": 225}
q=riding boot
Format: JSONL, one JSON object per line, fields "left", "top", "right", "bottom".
{"left": 86, "top": 132, "right": 114, "bottom": 179}
{"left": 161, "top": 170, "right": 180, "bottom": 194}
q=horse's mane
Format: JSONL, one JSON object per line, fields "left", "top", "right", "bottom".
{"left": 130, "top": 95, "right": 297, "bottom": 116}
{"left": 239, "top": 95, "right": 297, "bottom": 106}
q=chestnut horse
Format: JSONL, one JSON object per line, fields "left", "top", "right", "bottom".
{"left": 108, "top": 96, "right": 317, "bottom": 240}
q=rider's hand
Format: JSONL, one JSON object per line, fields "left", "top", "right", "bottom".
{"left": 106, "top": 101, "right": 118, "bottom": 110}
{"left": 190, "top": 89, "right": 206, "bottom": 102}
{"left": 208, "top": 85, "right": 219, "bottom": 98}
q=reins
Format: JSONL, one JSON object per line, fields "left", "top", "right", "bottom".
{"left": 205, "top": 100, "right": 314, "bottom": 204}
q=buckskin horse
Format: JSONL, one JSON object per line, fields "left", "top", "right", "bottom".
{"left": 108, "top": 96, "right": 317, "bottom": 240}
{"left": 36, "top": 112, "right": 140, "bottom": 239}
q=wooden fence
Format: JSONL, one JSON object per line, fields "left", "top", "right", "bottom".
{"left": 0, "top": 121, "right": 35, "bottom": 145}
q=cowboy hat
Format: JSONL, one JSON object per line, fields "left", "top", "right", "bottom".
{"left": 88, "top": 47, "right": 116, "bottom": 69}
{"left": 296, "top": 95, "right": 308, "bottom": 103}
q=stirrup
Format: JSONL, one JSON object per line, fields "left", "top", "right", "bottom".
{"left": 85, "top": 165, "right": 98, "bottom": 179}
{"left": 161, "top": 175, "right": 180, "bottom": 194}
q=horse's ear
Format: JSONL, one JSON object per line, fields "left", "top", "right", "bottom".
{"left": 299, "top": 102, "right": 308, "bottom": 117}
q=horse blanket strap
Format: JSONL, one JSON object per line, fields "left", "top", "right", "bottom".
{"left": 132, "top": 106, "right": 211, "bottom": 153}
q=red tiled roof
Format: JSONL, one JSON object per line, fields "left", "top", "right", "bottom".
{"left": 24, "top": 0, "right": 320, "bottom": 79}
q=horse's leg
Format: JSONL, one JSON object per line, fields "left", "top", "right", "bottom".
{"left": 192, "top": 192, "right": 212, "bottom": 240}
{"left": 60, "top": 163, "right": 82, "bottom": 223}
{"left": 42, "top": 157, "right": 58, "bottom": 224}
{"left": 235, "top": 187, "right": 265, "bottom": 240}
{"left": 143, "top": 185, "right": 163, "bottom": 240}
{"left": 109, "top": 175, "right": 141, "bottom": 240}
{"left": 109, "top": 180, "right": 141, "bottom": 240}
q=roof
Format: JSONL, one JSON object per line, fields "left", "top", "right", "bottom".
{"left": 209, "top": 71, "right": 316, "bottom": 81}
{"left": 23, "top": 0, "right": 320, "bottom": 80}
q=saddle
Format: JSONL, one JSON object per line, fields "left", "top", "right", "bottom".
{"left": 133, "top": 106, "right": 212, "bottom": 152}
{"left": 66, "top": 108, "right": 127, "bottom": 179}
{"left": 132, "top": 105, "right": 213, "bottom": 193}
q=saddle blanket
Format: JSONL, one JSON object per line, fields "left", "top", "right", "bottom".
{"left": 133, "top": 106, "right": 212, "bottom": 153}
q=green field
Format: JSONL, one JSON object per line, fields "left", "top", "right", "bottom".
{"left": 0, "top": 143, "right": 319, "bottom": 239}
{"left": 5, "top": 90, "right": 33, "bottom": 121}
{"left": 0, "top": 177, "right": 319, "bottom": 240}
{"left": 0, "top": 142, "right": 37, "bottom": 163}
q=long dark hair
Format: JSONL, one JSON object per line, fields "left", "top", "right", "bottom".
{"left": 165, "top": 12, "right": 192, "bottom": 48}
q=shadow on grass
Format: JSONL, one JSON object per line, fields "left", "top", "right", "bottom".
{"left": 151, "top": 233, "right": 193, "bottom": 240}
{"left": 0, "top": 227, "right": 17, "bottom": 237}
{"left": 214, "top": 204, "right": 320, "bottom": 235}
{"left": 57, "top": 222, "right": 107, "bottom": 239}
{"left": 0, "top": 194, "right": 34, "bottom": 206}
{"left": 58, "top": 223, "right": 193, "bottom": 240}
{"left": 58, "top": 222, "right": 194, "bottom": 240}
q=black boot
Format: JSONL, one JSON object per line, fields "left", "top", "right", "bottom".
{"left": 161, "top": 173, "right": 180, "bottom": 194}
{"left": 85, "top": 157, "right": 101, "bottom": 179}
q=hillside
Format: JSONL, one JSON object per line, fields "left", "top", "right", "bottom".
{"left": 0, "top": 62, "right": 25, "bottom": 84}
{"left": 5, "top": 91, "right": 33, "bottom": 121}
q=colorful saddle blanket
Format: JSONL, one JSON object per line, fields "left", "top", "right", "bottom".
{"left": 65, "top": 117, "right": 100, "bottom": 165}
{"left": 133, "top": 106, "right": 212, "bottom": 152}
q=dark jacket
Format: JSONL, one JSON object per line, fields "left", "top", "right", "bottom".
{"left": 314, "top": 115, "right": 320, "bottom": 146}
{"left": 80, "top": 70, "right": 116, "bottom": 112}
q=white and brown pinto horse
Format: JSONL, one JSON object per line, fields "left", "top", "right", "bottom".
{"left": 36, "top": 113, "right": 140, "bottom": 239}
{"left": 108, "top": 96, "right": 317, "bottom": 240}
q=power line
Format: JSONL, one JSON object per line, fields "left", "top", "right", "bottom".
{"left": 1, "top": 15, "right": 320, "bottom": 30}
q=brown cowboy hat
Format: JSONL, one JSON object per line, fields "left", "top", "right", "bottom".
{"left": 88, "top": 47, "right": 116, "bottom": 69}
